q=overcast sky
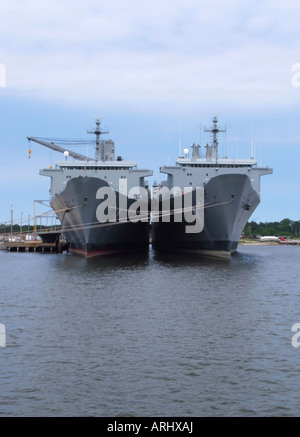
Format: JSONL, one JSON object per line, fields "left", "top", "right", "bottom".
{"left": 2, "top": 0, "right": 300, "bottom": 110}
{"left": 1, "top": 0, "right": 300, "bottom": 224}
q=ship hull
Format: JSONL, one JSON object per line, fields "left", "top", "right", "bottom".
{"left": 51, "top": 177, "right": 150, "bottom": 259}
{"left": 152, "top": 174, "right": 260, "bottom": 259}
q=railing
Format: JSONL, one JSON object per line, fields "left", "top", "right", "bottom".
{"left": 0, "top": 214, "right": 62, "bottom": 242}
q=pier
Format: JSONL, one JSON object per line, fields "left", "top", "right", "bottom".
{"left": 0, "top": 228, "right": 66, "bottom": 253}
{"left": 0, "top": 229, "right": 65, "bottom": 253}
{"left": 2, "top": 240, "right": 57, "bottom": 253}
{"left": 0, "top": 205, "right": 66, "bottom": 254}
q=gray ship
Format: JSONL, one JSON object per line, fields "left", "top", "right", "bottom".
{"left": 28, "top": 118, "right": 152, "bottom": 258}
{"left": 151, "top": 116, "right": 272, "bottom": 258}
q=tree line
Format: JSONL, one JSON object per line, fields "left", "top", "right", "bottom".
{"left": 0, "top": 224, "right": 59, "bottom": 234}
{"left": 2, "top": 218, "right": 300, "bottom": 238}
{"left": 243, "top": 218, "right": 300, "bottom": 238}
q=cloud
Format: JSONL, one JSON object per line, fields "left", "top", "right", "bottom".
{"left": 1, "top": 0, "right": 300, "bottom": 113}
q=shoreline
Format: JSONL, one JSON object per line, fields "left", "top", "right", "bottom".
{"left": 239, "top": 241, "right": 278, "bottom": 246}
{"left": 239, "top": 240, "right": 300, "bottom": 246}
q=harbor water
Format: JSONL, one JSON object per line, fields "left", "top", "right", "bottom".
{"left": 1, "top": 244, "right": 300, "bottom": 417}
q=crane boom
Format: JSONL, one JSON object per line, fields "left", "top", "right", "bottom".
{"left": 27, "top": 137, "right": 93, "bottom": 161}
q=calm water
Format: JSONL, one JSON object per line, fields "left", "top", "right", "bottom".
{"left": 1, "top": 244, "right": 300, "bottom": 417}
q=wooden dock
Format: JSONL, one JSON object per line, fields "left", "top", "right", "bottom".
{"left": 2, "top": 240, "right": 57, "bottom": 253}
{"left": 0, "top": 230, "right": 65, "bottom": 253}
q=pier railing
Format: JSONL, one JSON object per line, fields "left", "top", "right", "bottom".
{"left": 0, "top": 214, "right": 61, "bottom": 242}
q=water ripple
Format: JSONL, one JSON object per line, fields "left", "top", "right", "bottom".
{"left": 1, "top": 246, "right": 300, "bottom": 416}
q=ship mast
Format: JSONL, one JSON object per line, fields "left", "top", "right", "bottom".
{"left": 87, "top": 117, "right": 109, "bottom": 161}
{"left": 204, "top": 115, "right": 226, "bottom": 161}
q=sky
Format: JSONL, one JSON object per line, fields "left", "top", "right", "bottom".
{"left": 1, "top": 0, "right": 300, "bottom": 225}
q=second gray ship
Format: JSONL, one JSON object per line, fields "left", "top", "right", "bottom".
{"left": 151, "top": 116, "right": 272, "bottom": 258}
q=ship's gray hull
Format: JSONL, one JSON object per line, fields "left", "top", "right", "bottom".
{"left": 51, "top": 177, "right": 150, "bottom": 258}
{"left": 152, "top": 174, "right": 260, "bottom": 258}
